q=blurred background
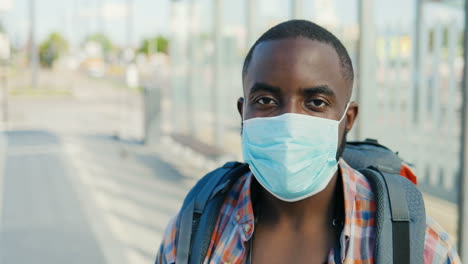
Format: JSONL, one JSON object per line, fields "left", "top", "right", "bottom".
{"left": 0, "top": 0, "right": 467, "bottom": 263}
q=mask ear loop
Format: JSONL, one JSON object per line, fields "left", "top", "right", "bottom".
{"left": 338, "top": 102, "right": 351, "bottom": 123}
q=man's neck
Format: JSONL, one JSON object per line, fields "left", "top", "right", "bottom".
{"left": 254, "top": 171, "right": 341, "bottom": 230}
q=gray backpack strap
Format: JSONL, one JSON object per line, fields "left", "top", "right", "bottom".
{"left": 175, "top": 162, "right": 248, "bottom": 264}
{"left": 360, "top": 167, "right": 425, "bottom": 264}
{"left": 176, "top": 200, "right": 195, "bottom": 264}
{"left": 381, "top": 170, "right": 411, "bottom": 264}
{"left": 190, "top": 189, "right": 230, "bottom": 264}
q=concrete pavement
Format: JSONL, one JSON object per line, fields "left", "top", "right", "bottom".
{"left": 63, "top": 134, "right": 198, "bottom": 264}
{"left": 0, "top": 70, "right": 196, "bottom": 264}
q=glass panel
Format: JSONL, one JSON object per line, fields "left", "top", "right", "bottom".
{"left": 374, "top": 0, "right": 464, "bottom": 242}
{"left": 300, "top": 0, "right": 360, "bottom": 76}
{"left": 191, "top": 0, "right": 215, "bottom": 145}
{"left": 169, "top": 0, "right": 191, "bottom": 135}
{"left": 219, "top": 0, "right": 247, "bottom": 158}
{"left": 255, "top": 0, "right": 292, "bottom": 38}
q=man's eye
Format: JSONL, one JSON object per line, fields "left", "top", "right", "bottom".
{"left": 256, "top": 97, "right": 277, "bottom": 105}
{"left": 308, "top": 99, "right": 327, "bottom": 108}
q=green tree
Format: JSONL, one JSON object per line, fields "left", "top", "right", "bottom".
{"left": 85, "top": 33, "right": 113, "bottom": 54}
{"left": 39, "top": 32, "right": 68, "bottom": 68}
{"left": 138, "top": 36, "right": 169, "bottom": 55}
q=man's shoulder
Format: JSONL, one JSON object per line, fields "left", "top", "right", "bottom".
{"left": 425, "top": 216, "right": 452, "bottom": 243}
{"left": 424, "top": 216, "right": 461, "bottom": 263}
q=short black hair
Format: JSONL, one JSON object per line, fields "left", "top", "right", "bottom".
{"left": 242, "top": 20, "right": 354, "bottom": 83}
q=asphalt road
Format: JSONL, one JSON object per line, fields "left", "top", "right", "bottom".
{"left": 1, "top": 130, "right": 107, "bottom": 264}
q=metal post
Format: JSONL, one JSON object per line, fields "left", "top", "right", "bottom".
{"left": 2, "top": 66, "right": 7, "bottom": 124}
{"left": 73, "top": 0, "right": 79, "bottom": 46}
{"left": 246, "top": 0, "right": 256, "bottom": 48}
{"left": 167, "top": 0, "right": 177, "bottom": 136}
{"left": 412, "top": 0, "right": 422, "bottom": 124}
{"left": 291, "top": 0, "right": 303, "bottom": 19}
{"left": 96, "top": 0, "right": 105, "bottom": 35}
{"left": 186, "top": 0, "right": 195, "bottom": 135}
{"left": 29, "top": 0, "right": 38, "bottom": 89}
{"left": 457, "top": 0, "right": 468, "bottom": 259}
{"left": 126, "top": 0, "right": 133, "bottom": 49}
{"left": 356, "top": 0, "right": 377, "bottom": 140}
{"left": 213, "top": 0, "right": 223, "bottom": 148}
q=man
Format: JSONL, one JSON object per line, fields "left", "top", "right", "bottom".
{"left": 156, "top": 20, "right": 460, "bottom": 263}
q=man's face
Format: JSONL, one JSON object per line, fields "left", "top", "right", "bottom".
{"left": 238, "top": 37, "right": 358, "bottom": 157}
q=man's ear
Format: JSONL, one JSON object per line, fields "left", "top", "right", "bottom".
{"left": 237, "top": 97, "right": 244, "bottom": 119}
{"left": 345, "top": 101, "right": 359, "bottom": 132}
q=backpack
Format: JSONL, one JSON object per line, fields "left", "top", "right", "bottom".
{"left": 170, "top": 139, "right": 426, "bottom": 264}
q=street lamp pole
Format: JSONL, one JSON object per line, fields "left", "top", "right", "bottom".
{"left": 98, "top": 0, "right": 105, "bottom": 34}
{"left": 246, "top": 0, "right": 256, "bottom": 47}
{"left": 458, "top": 0, "right": 468, "bottom": 260}
{"left": 213, "top": 0, "right": 223, "bottom": 149}
{"left": 291, "top": 0, "right": 303, "bottom": 19}
{"left": 126, "top": 0, "right": 133, "bottom": 50}
{"left": 29, "top": 0, "right": 38, "bottom": 89}
{"left": 357, "top": 0, "right": 377, "bottom": 140}
{"left": 186, "top": 0, "right": 195, "bottom": 136}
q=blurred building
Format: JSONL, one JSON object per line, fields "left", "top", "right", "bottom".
{"left": 163, "top": 0, "right": 464, "bottom": 205}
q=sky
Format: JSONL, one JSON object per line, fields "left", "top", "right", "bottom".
{"left": 0, "top": 0, "right": 171, "bottom": 48}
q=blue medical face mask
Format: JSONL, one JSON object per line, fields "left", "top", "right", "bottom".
{"left": 241, "top": 104, "right": 349, "bottom": 202}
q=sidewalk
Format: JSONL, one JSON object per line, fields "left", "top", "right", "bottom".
{"left": 63, "top": 135, "right": 195, "bottom": 264}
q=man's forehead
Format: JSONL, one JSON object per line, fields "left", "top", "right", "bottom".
{"left": 243, "top": 37, "right": 350, "bottom": 99}
{"left": 251, "top": 38, "right": 337, "bottom": 63}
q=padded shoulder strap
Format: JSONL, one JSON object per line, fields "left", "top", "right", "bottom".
{"left": 194, "top": 161, "right": 241, "bottom": 213}
{"left": 359, "top": 168, "right": 394, "bottom": 263}
{"left": 176, "top": 162, "right": 248, "bottom": 264}
{"left": 177, "top": 200, "right": 195, "bottom": 264}
{"left": 378, "top": 169, "right": 410, "bottom": 264}
{"left": 360, "top": 167, "right": 425, "bottom": 264}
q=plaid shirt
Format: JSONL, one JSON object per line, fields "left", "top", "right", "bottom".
{"left": 156, "top": 160, "right": 461, "bottom": 264}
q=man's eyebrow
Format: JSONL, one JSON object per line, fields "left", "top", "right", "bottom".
{"left": 301, "top": 85, "right": 336, "bottom": 98}
{"left": 249, "top": 82, "right": 281, "bottom": 95}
